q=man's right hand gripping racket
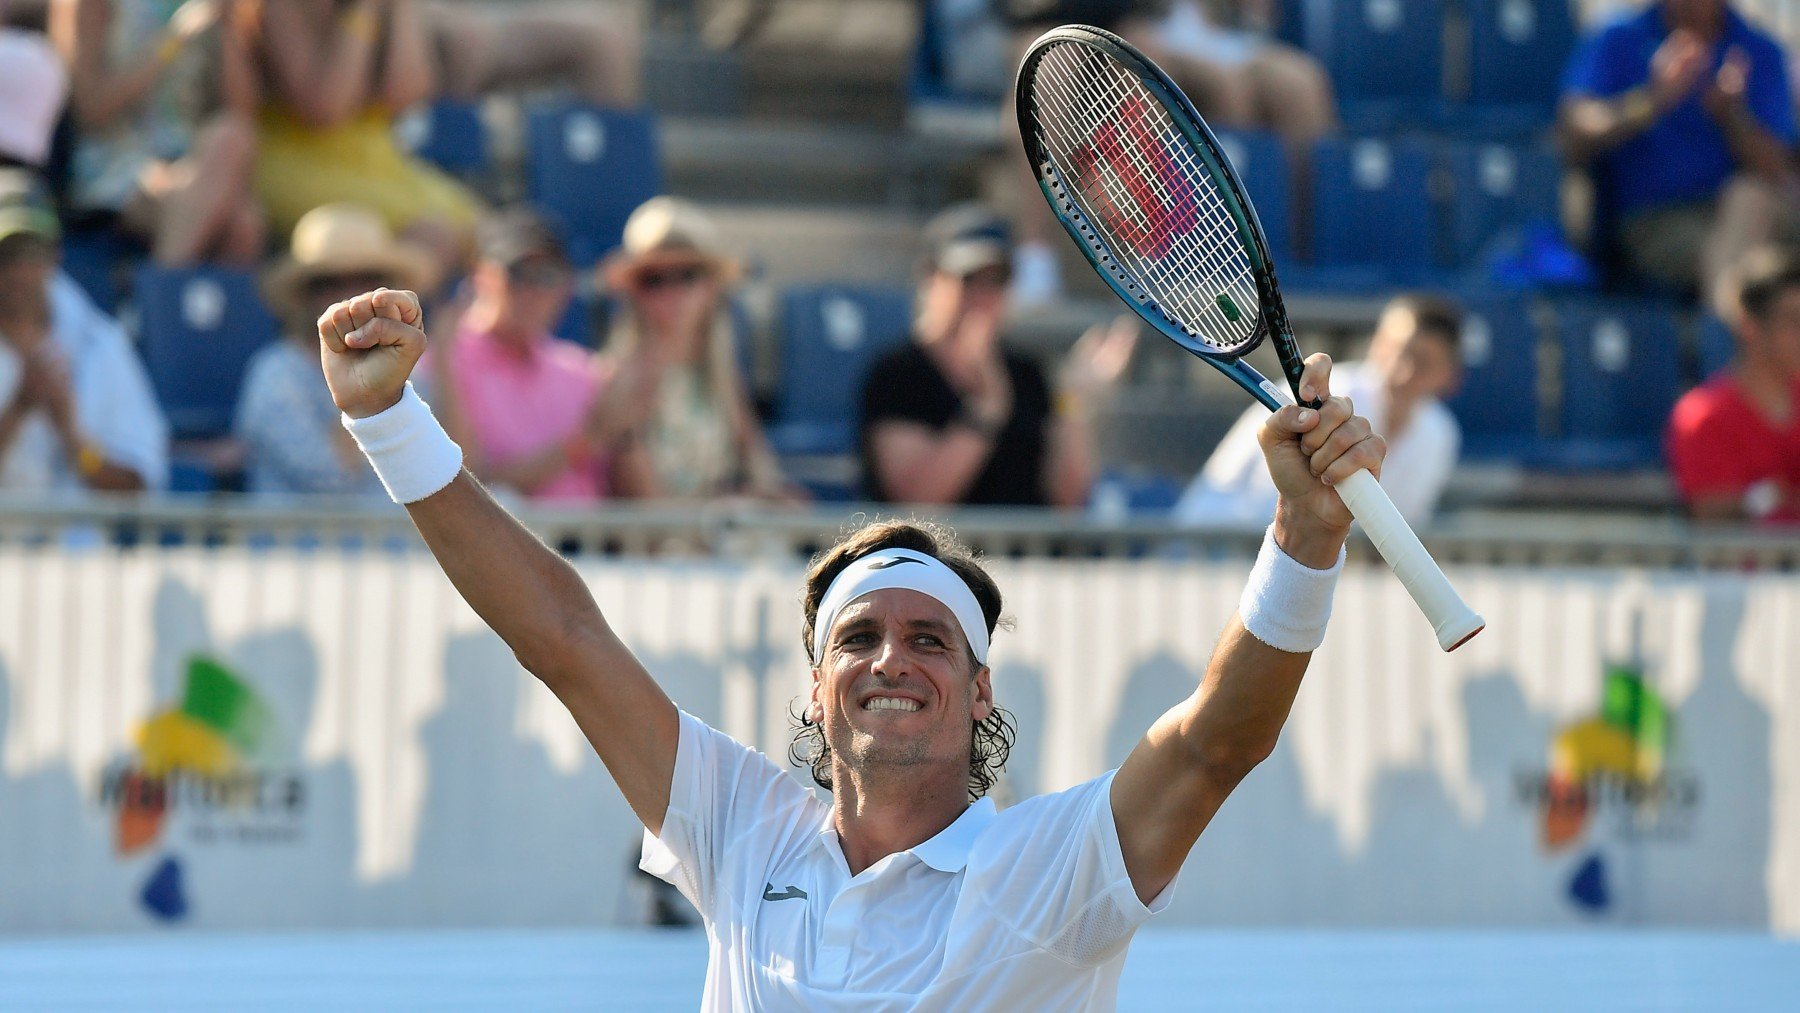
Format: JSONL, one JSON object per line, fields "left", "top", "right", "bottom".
{"left": 1016, "top": 24, "right": 1484, "bottom": 651}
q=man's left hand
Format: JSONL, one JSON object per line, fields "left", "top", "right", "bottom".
{"left": 1256, "top": 353, "right": 1386, "bottom": 551}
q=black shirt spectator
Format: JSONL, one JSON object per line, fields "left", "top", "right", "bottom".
{"left": 859, "top": 342, "right": 1053, "bottom": 506}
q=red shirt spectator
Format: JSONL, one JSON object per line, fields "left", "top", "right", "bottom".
{"left": 1667, "top": 373, "right": 1800, "bottom": 523}
{"left": 1665, "top": 244, "right": 1800, "bottom": 524}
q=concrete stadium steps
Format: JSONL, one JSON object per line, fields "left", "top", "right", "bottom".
{"left": 661, "top": 119, "right": 993, "bottom": 208}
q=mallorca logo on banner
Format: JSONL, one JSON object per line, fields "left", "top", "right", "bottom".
{"left": 1517, "top": 661, "right": 1700, "bottom": 913}
{"left": 97, "top": 655, "right": 305, "bottom": 922}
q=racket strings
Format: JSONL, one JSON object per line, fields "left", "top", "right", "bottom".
{"left": 1029, "top": 42, "right": 1261, "bottom": 352}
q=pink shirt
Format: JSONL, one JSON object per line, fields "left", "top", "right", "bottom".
{"left": 449, "top": 325, "right": 608, "bottom": 502}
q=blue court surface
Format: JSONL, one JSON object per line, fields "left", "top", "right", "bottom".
{"left": 1, "top": 929, "right": 1794, "bottom": 1010}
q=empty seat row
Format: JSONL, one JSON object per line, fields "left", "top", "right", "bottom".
{"left": 1297, "top": 0, "right": 1579, "bottom": 131}
{"left": 1214, "top": 130, "right": 1561, "bottom": 284}
{"left": 1451, "top": 293, "right": 1725, "bottom": 471}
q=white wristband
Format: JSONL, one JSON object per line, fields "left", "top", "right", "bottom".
{"left": 340, "top": 383, "right": 463, "bottom": 504}
{"left": 1238, "top": 525, "right": 1345, "bottom": 653}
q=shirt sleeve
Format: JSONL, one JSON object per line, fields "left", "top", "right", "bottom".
{"left": 234, "top": 348, "right": 365, "bottom": 494}
{"left": 72, "top": 312, "right": 169, "bottom": 491}
{"left": 640, "top": 711, "right": 823, "bottom": 922}
{"left": 1667, "top": 389, "right": 1755, "bottom": 500}
{"left": 1560, "top": 23, "right": 1633, "bottom": 99}
{"left": 1172, "top": 404, "right": 1276, "bottom": 526}
{"left": 1743, "top": 38, "right": 1798, "bottom": 144}
{"left": 966, "top": 771, "right": 1175, "bottom": 968}
{"left": 860, "top": 347, "right": 957, "bottom": 431}
{"left": 1383, "top": 401, "right": 1460, "bottom": 526}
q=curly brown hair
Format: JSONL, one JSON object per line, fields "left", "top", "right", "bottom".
{"left": 790, "top": 519, "right": 1015, "bottom": 802}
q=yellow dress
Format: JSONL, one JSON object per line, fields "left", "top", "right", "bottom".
{"left": 254, "top": 105, "right": 481, "bottom": 237}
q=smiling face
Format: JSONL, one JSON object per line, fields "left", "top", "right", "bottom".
{"left": 810, "top": 588, "right": 994, "bottom": 781}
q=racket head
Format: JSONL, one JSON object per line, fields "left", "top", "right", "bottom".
{"left": 1016, "top": 24, "right": 1290, "bottom": 367}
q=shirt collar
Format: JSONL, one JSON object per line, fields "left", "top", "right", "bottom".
{"left": 813, "top": 796, "right": 1000, "bottom": 875}
{"left": 907, "top": 797, "right": 998, "bottom": 873}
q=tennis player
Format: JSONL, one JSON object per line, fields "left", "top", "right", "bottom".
{"left": 319, "top": 286, "right": 1384, "bottom": 1010}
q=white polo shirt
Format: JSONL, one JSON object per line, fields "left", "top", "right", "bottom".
{"left": 641, "top": 712, "right": 1176, "bottom": 1011}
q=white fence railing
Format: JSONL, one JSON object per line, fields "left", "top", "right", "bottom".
{"left": 1, "top": 497, "right": 1798, "bottom": 568}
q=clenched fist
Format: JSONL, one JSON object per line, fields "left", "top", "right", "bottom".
{"left": 1257, "top": 352, "right": 1386, "bottom": 537}
{"left": 318, "top": 288, "right": 426, "bottom": 419}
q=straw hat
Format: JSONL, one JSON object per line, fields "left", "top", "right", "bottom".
{"left": 261, "top": 203, "right": 439, "bottom": 317}
{"left": 601, "top": 196, "right": 742, "bottom": 291}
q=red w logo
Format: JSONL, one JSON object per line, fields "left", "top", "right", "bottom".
{"left": 1069, "top": 94, "right": 1202, "bottom": 260}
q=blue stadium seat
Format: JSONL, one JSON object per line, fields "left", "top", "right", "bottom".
{"left": 1543, "top": 299, "right": 1682, "bottom": 469}
{"left": 395, "top": 98, "right": 490, "bottom": 178}
{"left": 59, "top": 226, "right": 138, "bottom": 314}
{"left": 1309, "top": 137, "right": 1435, "bottom": 283}
{"left": 1464, "top": 0, "right": 1578, "bottom": 123}
{"left": 133, "top": 266, "right": 279, "bottom": 440}
{"left": 767, "top": 284, "right": 912, "bottom": 459}
{"left": 524, "top": 102, "right": 663, "bottom": 266}
{"left": 1212, "top": 129, "right": 1292, "bottom": 264}
{"left": 1440, "top": 140, "right": 1561, "bottom": 271}
{"left": 1446, "top": 292, "right": 1541, "bottom": 460}
{"left": 1695, "top": 313, "right": 1735, "bottom": 381}
{"left": 1301, "top": 0, "right": 1444, "bottom": 125}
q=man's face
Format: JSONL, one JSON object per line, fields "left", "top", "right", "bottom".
{"left": 475, "top": 253, "right": 574, "bottom": 341}
{"left": 1744, "top": 287, "right": 1800, "bottom": 380}
{"left": 810, "top": 588, "right": 993, "bottom": 782}
{"left": 1368, "top": 307, "right": 1460, "bottom": 405}
{"left": 917, "top": 266, "right": 1009, "bottom": 348}
{"left": 0, "top": 236, "right": 55, "bottom": 327}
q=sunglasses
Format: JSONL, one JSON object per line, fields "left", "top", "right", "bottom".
{"left": 633, "top": 264, "right": 710, "bottom": 291}
{"left": 506, "top": 259, "right": 572, "bottom": 288}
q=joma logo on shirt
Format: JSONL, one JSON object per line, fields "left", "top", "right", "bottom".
{"left": 762, "top": 883, "right": 808, "bottom": 902}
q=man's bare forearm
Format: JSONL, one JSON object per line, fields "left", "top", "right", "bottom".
{"left": 405, "top": 469, "right": 611, "bottom": 679}
{"left": 402, "top": 468, "right": 679, "bottom": 830}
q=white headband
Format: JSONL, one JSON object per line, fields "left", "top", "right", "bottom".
{"left": 812, "top": 548, "right": 990, "bottom": 665}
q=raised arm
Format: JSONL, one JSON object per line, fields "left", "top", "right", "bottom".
{"left": 317, "top": 288, "right": 679, "bottom": 833}
{"left": 377, "top": 0, "right": 436, "bottom": 112}
{"left": 1110, "top": 354, "right": 1383, "bottom": 904}
{"left": 1558, "top": 28, "right": 1709, "bottom": 167}
{"left": 255, "top": 0, "right": 382, "bottom": 128}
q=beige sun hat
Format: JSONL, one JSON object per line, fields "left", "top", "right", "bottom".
{"left": 261, "top": 203, "right": 440, "bottom": 317}
{"left": 601, "top": 196, "right": 742, "bottom": 291}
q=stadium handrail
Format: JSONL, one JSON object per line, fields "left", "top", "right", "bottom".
{"left": 0, "top": 496, "right": 1795, "bottom": 569}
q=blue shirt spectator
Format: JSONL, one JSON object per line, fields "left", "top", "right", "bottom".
{"left": 1557, "top": 1, "right": 1799, "bottom": 307}
{"left": 233, "top": 339, "right": 382, "bottom": 497}
{"left": 1561, "top": 2, "right": 1796, "bottom": 220}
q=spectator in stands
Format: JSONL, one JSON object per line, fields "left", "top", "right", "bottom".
{"left": 428, "top": 0, "right": 640, "bottom": 108}
{"left": 1174, "top": 293, "right": 1462, "bottom": 527}
{"left": 245, "top": 0, "right": 479, "bottom": 276}
{"left": 0, "top": 169, "right": 167, "bottom": 493}
{"left": 1667, "top": 244, "right": 1800, "bottom": 524}
{"left": 1156, "top": 2, "right": 1336, "bottom": 145}
{"left": 595, "top": 197, "right": 797, "bottom": 502}
{"left": 859, "top": 203, "right": 1137, "bottom": 508}
{"left": 1000, "top": 0, "right": 1334, "bottom": 303}
{"left": 0, "top": 9, "right": 68, "bottom": 170}
{"left": 50, "top": 0, "right": 265, "bottom": 266}
{"left": 1558, "top": 0, "right": 1799, "bottom": 312}
{"left": 236, "top": 202, "right": 434, "bottom": 496}
{"left": 438, "top": 206, "right": 653, "bottom": 503}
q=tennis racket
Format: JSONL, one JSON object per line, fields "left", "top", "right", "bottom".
{"left": 1016, "top": 24, "right": 1483, "bottom": 652}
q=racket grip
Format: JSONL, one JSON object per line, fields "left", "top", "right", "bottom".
{"left": 1332, "top": 469, "right": 1484, "bottom": 652}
